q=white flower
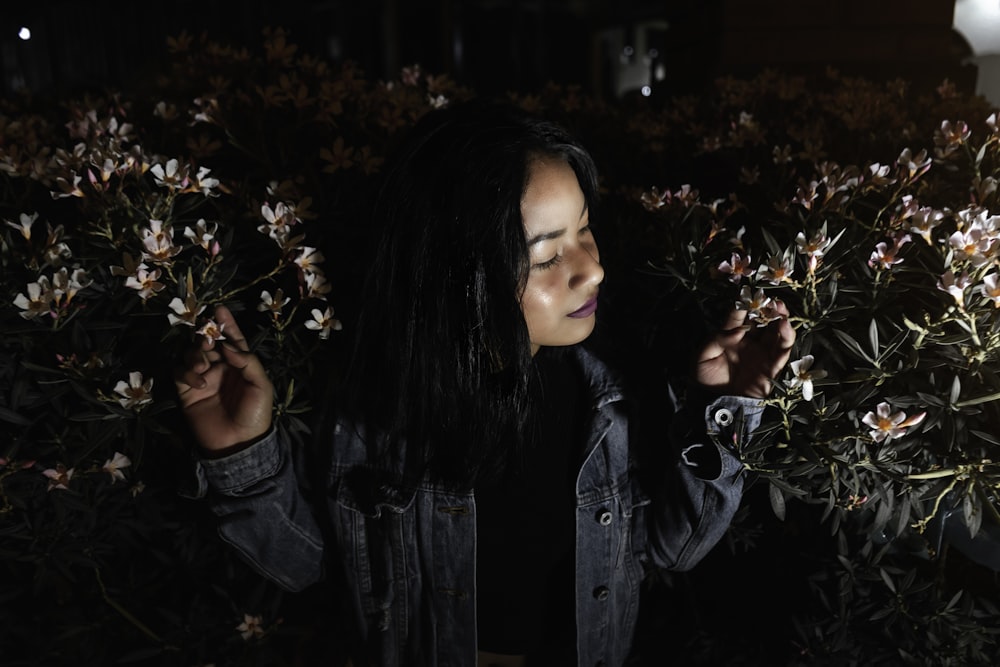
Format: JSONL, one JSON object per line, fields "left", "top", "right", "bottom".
{"left": 717, "top": 252, "right": 754, "bottom": 284}
{"left": 294, "top": 246, "right": 325, "bottom": 274}
{"left": 196, "top": 319, "right": 226, "bottom": 342}
{"left": 102, "top": 452, "right": 132, "bottom": 483}
{"left": 125, "top": 266, "right": 166, "bottom": 301}
{"left": 640, "top": 186, "right": 671, "bottom": 211}
{"left": 113, "top": 372, "right": 154, "bottom": 410}
{"left": 52, "top": 267, "right": 91, "bottom": 306}
{"left": 150, "top": 158, "right": 189, "bottom": 189}
{"left": 861, "top": 401, "right": 925, "bottom": 443}
{"left": 52, "top": 173, "right": 85, "bottom": 199}
{"left": 5, "top": 212, "right": 37, "bottom": 240}
{"left": 868, "top": 233, "right": 911, "bottom": 270}
{"left": 236, "top": 614, "right": 264, "bottom": 641}
{"left": 304, "top": 271, "right": 331, "bottom": 299}
{"left": 258, "top": 289, "right": 290, "bottom": 317}
{"left": 141, "top": 219, "right": 181, "bottom": 264}
{"left": 42, "top": 465, "right": 74, "bottom": 491}
{"left": 795, "top": 229, "right": 832, "bottom": 272}
{"left": 864, "top": 162, "right": 896, "bottom": 187}
{"left": 982, "top": 273, "right": 1000, "bottom": 308}
{"left": 937, "top": 270, "right": 971, "bottom": 308}
{"left": 192, "top": 166, "right": 220, "bottom": 196}
{"left": 896, "top": 147, "right": 932, "bottom": 180}
{"left": 13, "top": 277, "right": 54, "bottom": 319}
{"left": 305, "top": 307, "right": 342, "bottom": 339}
{"left": 785, "top": 355, "right": 828, "bottom": 401}
{"left": 735, "top": 286, "right": 776, "bottom": 326}
{"left": 258, "top": 201, "right": 300, "bottom": 245}
{"left": 948, "top": 228, "right": 993, "bottom": 267}
{"left": 756, "top": 252, "right": 794, "bottom": 285}
{"left": 167, "top": 295, "right": 205, "bottom": 326}
{"left": 110, "top": 252, "right": 143, "bottom": 278}
{"left": 183, "top": 218, "right": 218, "bottom": 251}
{"left": 42, "top": 224, "right": 72, "bottom": 267}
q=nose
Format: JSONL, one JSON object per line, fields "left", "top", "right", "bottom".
{"left": 569, "top": 240, "right": 604, "bottom": 290}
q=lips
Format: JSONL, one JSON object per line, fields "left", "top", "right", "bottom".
{"left": 568, "top": 294, "right": 599, "bottom": 318}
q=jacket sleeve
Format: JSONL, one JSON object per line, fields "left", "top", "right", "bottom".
{"left": 643, "top": 393, "right": 763, "bottom": 571}
{"left": 192, "top": 428, "right": 326, "bottom": 591}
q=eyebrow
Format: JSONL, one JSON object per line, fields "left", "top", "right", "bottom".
{"left": 525, "top": 202, "right": 589, "bottom": 247}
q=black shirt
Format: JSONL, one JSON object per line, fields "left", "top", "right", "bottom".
{"left": 475, "top": 348, "right": 586, "bottom": 662}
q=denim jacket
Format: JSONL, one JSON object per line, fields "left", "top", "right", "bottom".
{"left": 194, "top": 345, "right": 763, "bottom": 667}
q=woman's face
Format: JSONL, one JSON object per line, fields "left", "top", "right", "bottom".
{"left": 520, "top": 157, "right": 604, "bottom": 356}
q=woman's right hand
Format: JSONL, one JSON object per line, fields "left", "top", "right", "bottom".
{"left": 174, "top": 305, "right": 274, "bottom": 453}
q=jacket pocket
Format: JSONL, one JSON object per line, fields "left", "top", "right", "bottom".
{"left": 331, "top": 474, "right": 417, "bottom": 662}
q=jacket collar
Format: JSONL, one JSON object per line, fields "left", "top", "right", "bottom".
{"left": 568, "top": 344, "right": 626, "bottom": 411}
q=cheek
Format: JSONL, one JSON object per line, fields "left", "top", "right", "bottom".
{"left": 520, "top": 283, "right": 556, "bottom": 330}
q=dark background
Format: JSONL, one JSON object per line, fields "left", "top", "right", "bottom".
{"left": 0, "top": 0, "right": 980, "bottom": 101}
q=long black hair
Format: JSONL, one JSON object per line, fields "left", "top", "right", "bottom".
{"left": 341, "top": 99, "right": 601, "bottom": 488}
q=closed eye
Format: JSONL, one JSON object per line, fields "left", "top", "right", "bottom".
{"left": 533, "top": 254, "right": 564, "bottom": 270}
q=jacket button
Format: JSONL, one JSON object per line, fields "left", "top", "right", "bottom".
{"left": 714, "top": 408, "right": 734, "bottom": 427}
{"left": 593, "top": 585, "right": 610, "bottom": 601}
{"left": 596, "top": 509, "right": 612, "bottom": 526}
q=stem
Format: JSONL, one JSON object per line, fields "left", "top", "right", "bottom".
{"left": 912, "top": 476, "right": 960, "bottom": 534}
{"left": 94, "top": 567, "right": 176, "bottom": 649}
{"left": 213, "top": 261, "right": 288, "bottom": 302}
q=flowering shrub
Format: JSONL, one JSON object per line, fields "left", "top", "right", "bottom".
{"left": 2, "top": 28, "right": 998, "bottom": 665}
{"left": 629, "top": 75, "right": 1000, "bottom": 663}
{"left": 0, "top": 29, "right": 470, "bottom": 666}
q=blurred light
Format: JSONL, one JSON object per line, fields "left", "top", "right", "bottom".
{"left": 648, "top": 48, "right": 659, "bottom": 59}
{"left": 641, "top": 85, "right": 652, "bottom": 97}
{"left": 623, "top": 45, "right": 634, "bottom": 57}
{"left": 18, "top": 27, "right": 31, "bottom": 41}
{"left": 953, "top": 0, "right": 1000, "bottom": 55}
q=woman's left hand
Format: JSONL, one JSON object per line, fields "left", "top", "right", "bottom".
{"left": 695, "top": 300, "right": 796, "bottom": 398}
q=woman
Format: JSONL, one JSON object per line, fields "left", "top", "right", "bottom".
{"left": 175, "top": 100, "right": 794, "bottom": 666}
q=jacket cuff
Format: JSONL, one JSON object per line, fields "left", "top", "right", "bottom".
{"left": 703, "top": 395, "right": 765, "bottom": 451}
{"left": 198, "top": 427, "right": 282, "bottom": 494}
{"left": 675, "top": 395, "right": 764, "bottom": 482}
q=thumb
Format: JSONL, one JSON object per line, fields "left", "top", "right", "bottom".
{"left": 208, "top": 305, "right": 270, "bottom": 386}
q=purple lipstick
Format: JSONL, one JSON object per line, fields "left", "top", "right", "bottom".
{"left": 568, "top": 295, "right": 598, "bottom": 318}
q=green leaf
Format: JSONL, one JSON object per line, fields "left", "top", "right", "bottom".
{"left": 949, "top": 376, "right": 962, "bottom": 406}
{"left": 868, "top": 319, "right": 879, "bottom": 359}
{"left": 971, "top": 429, "right": 1000, "bottom": 446}
{"left": 0, "top": 406, "right": 31, "bottom": 426}
{"left": 831, "top": 329, "right": 874, "bottom": 364}
{"left": 872, "top": 495, "right": 893, "bottom": 538}
{"left": 768, "top": 481, "right": 786, "bottom": 521}
{"left": 879, "top": 567, "right": 896, "bottom": 593}
{"left": 976, "top": 141, "right": 988, "bottom": 167}
{"left": 955, "top": 392, "right": 1000, "bottom": 408}
{"left": 964, "top": 492, "right": 982, "bottom": 539}
{"left": 759, "top": 225, "right": 782, "bottom": 256}
{"left": 916, "top": 391, "right": 946, "bottom": 408}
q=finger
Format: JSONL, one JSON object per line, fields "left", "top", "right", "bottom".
{"left": 212, "top": 305, "right": 250, "bottom": 352}
{"left": 217, "top": 340, "right": 254, "bottom": 371}
{"left": 764, "top": 300, "right": 796, "bottom": 355}
{"left": 699, "top": 314, "right": 750, "bottom": 362}
{"left": 721, "top": 306, "right": 749, "bottom": 332}
{"left": 175, "top": 356, "right": 211, "bottom": 391}
{"left": 775, "top": 316, "right": 796, "bottom": 352}
{"left": 217, "top": 340, "right": 271, "bottom": 389}
{"left": 757, "top": 315, "right": 796, "bottom": 379}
